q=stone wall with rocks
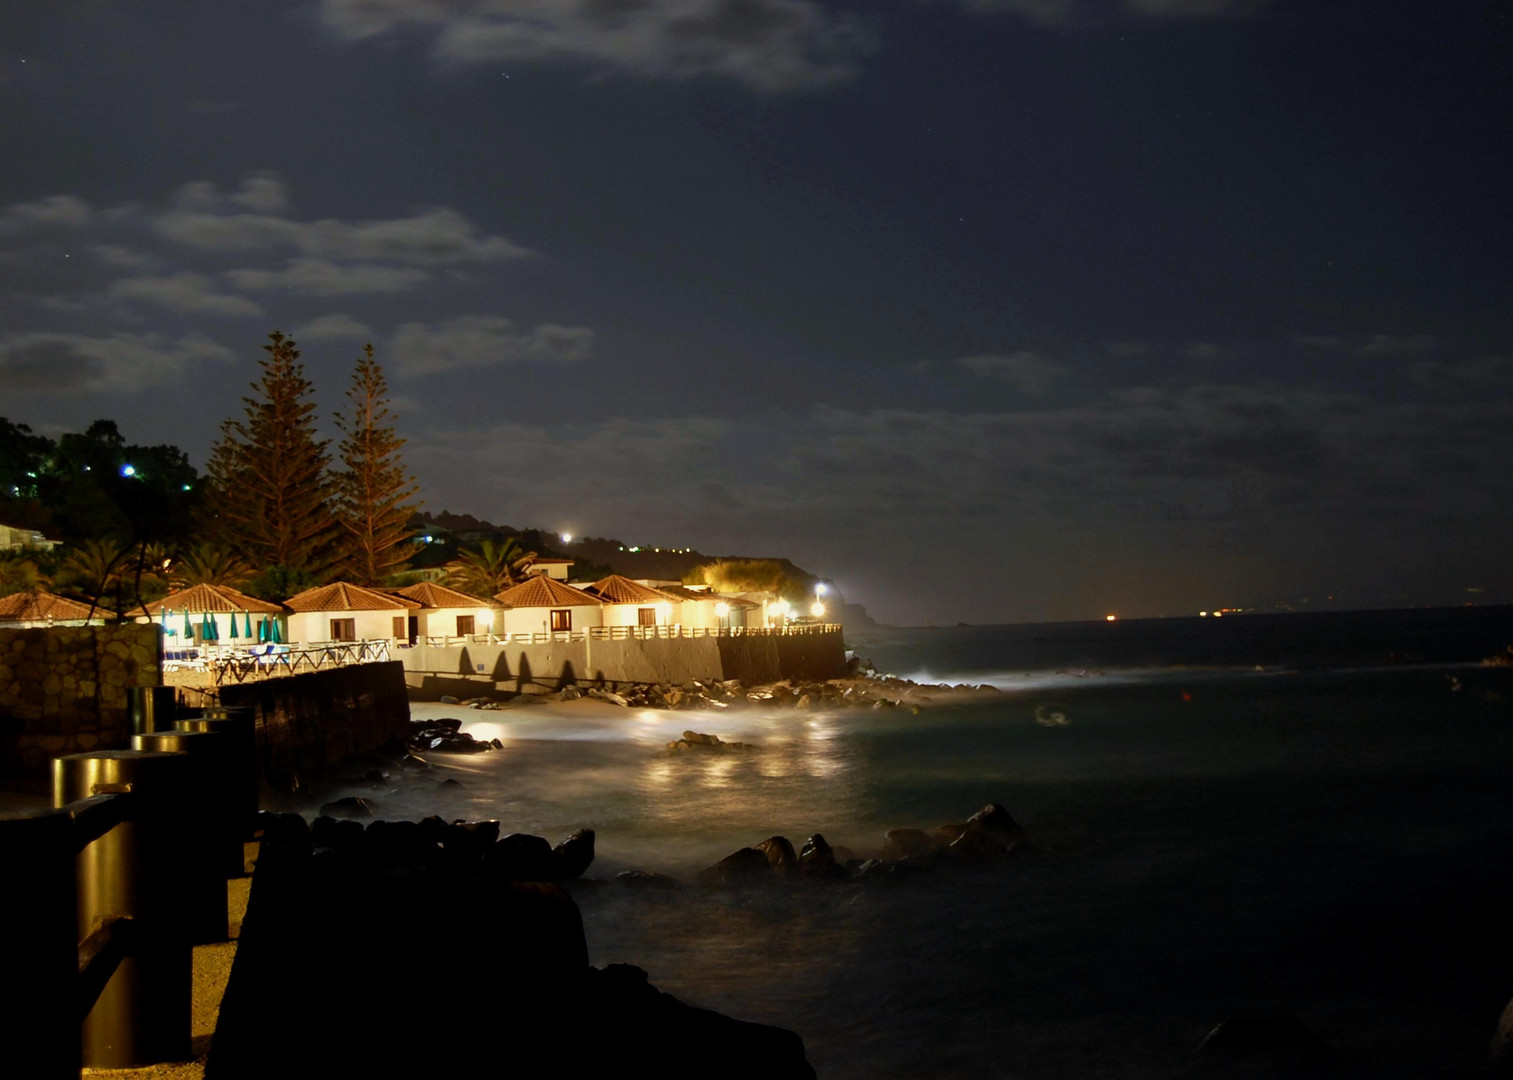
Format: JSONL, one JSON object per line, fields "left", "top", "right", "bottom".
{"left": 0, "top": 625, "right": 162, "bottom": 776}
{"left": 219, "top": 661, "right": 410, "bottom": 791}
{"left": 400, "top": 631, "right": 844, "bottom": 700}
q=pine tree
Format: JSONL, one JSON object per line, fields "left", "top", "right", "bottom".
{"left": 202, "top": 330, "right": 337, "bottom": 575}
{"left": 333, "top": 344, "right": 419, "bottom": 585}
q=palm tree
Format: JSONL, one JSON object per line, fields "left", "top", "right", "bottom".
{"left": 445, "top": 537, "right": 538, "bottom": 597}
{"left": 0, "top": 547, "right": 50, "bottom": 598}
{"left": 170, "top": 542, "right": 256, "bottom": 589}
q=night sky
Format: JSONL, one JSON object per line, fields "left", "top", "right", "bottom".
{"left": 3, "top": 0, "right": 1510, "bottom": 624}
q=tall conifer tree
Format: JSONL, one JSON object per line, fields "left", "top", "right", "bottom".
{"left": 202, "top": 330, "right": 336, "bottom": 575}
{"left": 333, "top": 344, "right": 418, "bottom": 585}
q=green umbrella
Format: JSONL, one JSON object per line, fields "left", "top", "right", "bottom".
{"left": 257, "top": 617, "right": 268, "bottom": 643}
{"left": 201, "top": 611, "right": 217, "bottom": 642}
{"left": 182, "top": 609, "right": 193, "bottom": 638}
{"left": 243, "top": 611, "right": 253, "bottom": 639}
{"left": 270, "top": 619, "right": 282, "bottom": 644}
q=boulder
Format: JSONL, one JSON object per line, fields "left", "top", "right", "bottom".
{"left": 615, "top": 870, "right": 683, "bottom": 892}
{"left": 319, "top": 796, "right": 375, "bottom": 820}
{"left": 442, "top": 819, "right": 500, "bottom": 862}
{"left": 932, "top": 823, "right": 966, "bottom": 848}
{"left": 1491, "top": 998, "right": 1513, "bottom": 1073}
{"left": 361, "top": 819, "right": 430, "bottom": 865}
{"left": 487, "top": 832, "right": 557, "bottom": 881}
{"left": 944, "top": 828, "right": 1009, "bottom": 864}
{"left": 553, "top": 827, "right": 596, "bottom": 879}
{"left": 683, "top": 730, "right": 722, "bottom": 746}
{"left": 965, "top": 803, "right": 1026, "bottom": 848}
{"left": 882, "top": 828, "right": 933, "bottom": 858}
{"left": 698, "top": 847, "right": 774, "bottom": 887}
{"left": 756, "top": 835, "right": 798, "bottom": 876}
{"left": 311, "top": 815, "right": 364, "bottom": 851}
{"left": 399, "top": 753, "right": 429, "bottom": 771}
{"left": 258, "top": 811, "right": 311, "bottom": 850}
{"left": 798, "top": 834, "right": 848, "bottom": 881}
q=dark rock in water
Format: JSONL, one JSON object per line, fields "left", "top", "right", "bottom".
{"left": 439, "top": 695, "right": 459, "bottom": 704}
{"left": 311, "top": 815, "right": 364, "bottom": 851}
{"left": 944, "top": 828, "right": 1009, "bottom": 863}
{"left": 320, "top": 796, "right": 375, "bottom": 820}
{"left": 932, "top": 823, "right": 966, "bottom": 848}
{"left": 400, "top": 753, "right": 429, "bottom": 771}
{"left": 798, "top": 834, "right": 848, "bottom": 881}
{"left": 756, "top": 835, "right": 798, "bottom": 876}
{"left": 616, "top": 869, "right": 683, "bottom": 891}
{"left": 487, "top": 832, "right": 556, "bottom": 881}
{"left": 699, "top": 847, "right": 774, "bottom": 886}
{"left": 830, "top": 844, "right": 855, "bottom": 864}
{"left": 554, "top": 827, "right": 596, "bottom": 879}
{"left": 258, "top": 811, "right": 311, "bottom": 850}
{"left": 441, "top": 777, "right": 462, "bottom": 787}
{"left": 683, "top": 730, "right": 722, "bottom": 746}
{"left": 966, "top": 803, "right": 1027, "bottom": 848}
{"left": 363, "top": 768, "right": 387, "bottom": 785}
{"left": 490, "top": 737, "right": 504, "bottom": 749}
{"left": 882, "top": 828, "right": 933, "bottom": 858}
{"left": 426, "top": 731, "right": 492, "bottom": 754}
{"left": 443, "top": 819, "right": 500, "bottom": 862}
{"left": 1196, "top": 1015, "right": 1334, "bottom": 1059}
{"left": 409, "top": 716, "right": 462, "bottom": 737}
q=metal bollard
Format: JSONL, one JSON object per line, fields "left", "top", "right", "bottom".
{"left": 55, "top": 749, "right": 195, "bottom": 1069}
{"left": 132, "top": 731, "right": 232, "bottom": 942}
{"left": 0, "top": 808, "right": 81, "bottom": 1080}
{"left": 127, "top": 685, "right": 178, "bottom": 736}
{"left": 176, "top": 713, "right": 259, "bottom": 838}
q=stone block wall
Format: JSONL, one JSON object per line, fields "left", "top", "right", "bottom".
{"left": 0, "top": 625, "right": 163, "bottom": 776}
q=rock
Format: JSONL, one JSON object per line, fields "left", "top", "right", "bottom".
{"left": 944, "top": 828, "right": 1009, "bottom": 864}
{"left": 400, "top": 753, "right": 429, "bottom": 770}
{"left": 683, "top": 730, "right": 722, "bottom": 746}
{"left": 490, "top": 737, "right": 504, "bottom": 749}
{"left": 484, "top": 832, "right": 557, "bottom": 881}
{"left": 589, "top": 688, "right": 631, "bottom": 707}
{"left": 553, "top": 828, "right": 596, "bottom": 879}
{"left": 441, "top": 777, "right": 462, "bottom": 787}
{"left": 1196, "top": 1015, "right": 1333, "bottom": 1060}
{"left": 560, "top": 684, "right": 583, "bottom": 700}
{"left": 932, "top": 823, "right": 966, "bottom": 848}
{"left": 443, "top": 819, "right": 500, "bottom": 862}
{"left": 320, "top": 796, "right": 376, "bottom": 819}
{"left": 756, "top": 835, "right": 798, "bottom": 876}
{"left": 439, "top": 695, "right": 459, "bottom": 704}
{"left": 258, "top": 811, "right": 311, "bottom": 850}
{"left": 615, "top": 870, "right": 683, "bottom": 892}
{"left": 698, "top": 847, "right": 774, "bottom": 887}
{"left": 795, "top": 694, "right": 813, "bottom": 710}
{"left": 311, "top": 815, "right": 364, "bottom": 851}
{"left": 882, "top": 828, "right": 933, "bottom": 858}
{"left": 361, "top": 819, "right": 431, "bottom": 865}
{"left": 1491, "top": 998, "right": 1513, "bottom": 1073}
{"left": 798, "top": 834, "right": 848, "bottom": 881}
{"left": 965, "top": 803, "right": 1026, "bottom": 848}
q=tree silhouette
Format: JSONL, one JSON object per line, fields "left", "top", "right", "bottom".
{"left": 202, "top": 331, "right": 337, "bottom": 576}
{"left": 333, "top": 344, "right": 419, "bottom": 585}
{"left": 445, "top": 537, "right": 537, "bottom": 597}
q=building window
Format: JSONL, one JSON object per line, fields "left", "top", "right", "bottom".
{"left": 637, "top": 607, "right": 657, "bottom": 626}
{"left": 549, "top": 609, "right": 571, "bottom": 632}
{"left": 330, "top": 618, "right": 356, "bottom": 641}
{"left": 456, "top": 615, "right": 475, "bottom": 636}
{"left": 393, "top": 616, "right": 406, "bottom": 638}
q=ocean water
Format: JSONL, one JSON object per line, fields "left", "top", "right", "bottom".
{"left": 317, "top": 608, "right": 1513, "bottom": 1078}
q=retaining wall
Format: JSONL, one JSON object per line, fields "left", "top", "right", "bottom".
{"left": 220, "top": 661, "right": 410, "bottom": 791}
{"left": 0, "top": 625, "right": 162, "bottom": 775}
{"left": 400, "top": 630, "right": 846, "bottom": 699}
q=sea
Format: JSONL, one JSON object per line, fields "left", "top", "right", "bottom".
{"left": 324, "top": 606, "right": 1513, "bottom": 1079}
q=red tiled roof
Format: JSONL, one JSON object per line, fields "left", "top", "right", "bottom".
{"left": 584, "top": 574, "right": 681, "bottom": 605}
{"left": 494, "top": 576, "right": 605, "bottom": 608}
{"left": 0, "top": 591, "right": 99, "bottom": 621}
{"left": 145, "top": 583, "right": 285, "bottom": 616}
{"left": 283, "top": 582, "right": 421, "bottom": 612}
{"left": 392, "top": 581, "right": 500, "bottom": 609}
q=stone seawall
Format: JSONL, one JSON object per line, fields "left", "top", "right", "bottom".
{"left": 0, "top": 625, "right": 162, "bottom": 775}
{"left": 220, "top": 661, "right": 410, "bottom": 791}
{"left": 400, "top": 631, "right": 846, "bottom": 700}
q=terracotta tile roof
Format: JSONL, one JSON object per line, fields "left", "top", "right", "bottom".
{"left": 494, "top": 576, "right": 605, "bottom": 608}
{"left": 283, "top": 582, "right": 421, "bottom": 613}
{"left": 0, "top": 591, "right": 99, "bottom": 621}
{"left": 528, "top": 557, "right": 575, "bottom": 564}
{"left": 392, "top": 581, "right": 500, "bottom": 609}
{"left": 584, "top": 574, "right": 681, "bottom": 605}
{"left": 145, "top": 583, "right": 285, "bottom": 616}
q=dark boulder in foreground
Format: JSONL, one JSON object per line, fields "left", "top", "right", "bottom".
{"left": 616, "top": 869, "right": 683, "bottom": 891}
{"left": 319, "top": 796, "right": 375, "bottom": 819}
{"left": 553, "top": 827, "right": 596, "bottom": 879}
{"left": 757, "top": 835, "right": 798, "bottom": 876}
{"left": 488, "top": 832, "right": 557, "bottom": 881}
{"left": 699, "top": 846, "right": 774, "bottom": 886}
{"left": 208, "top": 833, "right": 814, "bottom": 1079}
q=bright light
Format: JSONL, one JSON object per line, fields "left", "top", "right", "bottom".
{"left": 811, "top": 601, "right": 826, "bottom": 618}
{"left": 119, "top": 464, "right": 136, "bottom": 477}
{"left": 475, "top": 608, "right": 493, "bottom": 624}
{"left": 815, "top": 582, "right": 828, "bottom": 596}
{"left": 1105, "top": 614, "right": 1117, "bottom": 622}
{"left": 775, "top": 599, "right": 790, "bottom": 616}
{"left": 1213, "top": 611, "right": 1223, "bottom": 618}
{"left": 560, "top": 533, "right": 573, "bottom": 544}
{"left": 1199, "top": 611, "right": 1208, "bottom": 617}
{"left": 715, "top": 602, "right": 729, "bottom": 618}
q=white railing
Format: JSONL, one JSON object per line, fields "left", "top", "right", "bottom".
{"left": 408, "top": 623, "right": 842, "bottom": 647}
{"left": 208, "top": 638, "right": 391, "bottom": 684}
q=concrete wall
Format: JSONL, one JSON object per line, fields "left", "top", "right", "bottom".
{"left": 220, "top": 660, "right": 410, "bottom": 792}
{"left": 0, "top": 625, "right": 162, "bottom": 775}
{"left": 400, "top": 629, "right": 845, "bottom": 698}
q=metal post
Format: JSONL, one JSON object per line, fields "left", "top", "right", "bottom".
{"left": 175, "top": 712, "right": 258, "bottom": 838}
{"left": 0, "top": 809, "right": 80, "bottom": 1080}
{"left": 54, "top": 749, "right": 195, "bottom": 1069}
{"left": 127, "top": 685, "right": 178, "bottom": 736}
{"left": 132, "top": 731, "right": 232, "bottom": 942}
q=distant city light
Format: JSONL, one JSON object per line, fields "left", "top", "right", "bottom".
{"left": 1199, "top": 611, "right": 1208, "bottom": 617}
{"left": 1105, "top": 614, "right": 1116, "bottom": 622}
{"left": 560, "top": 533, "right": 573, "bottom": 543}
{"left": 815, "top": 582, "right": 828, "bottom": 596}
{"left": 422, "top": 535, "right": 434, "bottom": 543}
{"left": 119, "top": 464, "right": 136, "bottom": 477}
{"left": 181, "top": 483, "right": 192, "bottom": 491}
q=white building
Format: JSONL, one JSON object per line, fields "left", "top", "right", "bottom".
{"left": 582, "top": 574, "right": 680, "bottom": 628}
{"left": 493, "top": 576, "right": 604, "bottom": 637}
{"left": 390, "top": 581, "right": 501, "bottom": 641}
{"left": 283, "top": 582, "right": 420, "bottom": 644}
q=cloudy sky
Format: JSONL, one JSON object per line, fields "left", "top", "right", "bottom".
{"left": 3, "top": 0, "right": 1510, "bottom": 624}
